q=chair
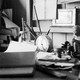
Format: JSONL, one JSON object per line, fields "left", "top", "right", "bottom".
{"left": 0, "top": 28, "right": 12, "bottom": 52}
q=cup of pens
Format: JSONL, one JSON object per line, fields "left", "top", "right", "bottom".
{"left": 22, "top": 5, "right": 53, "bottom": 52}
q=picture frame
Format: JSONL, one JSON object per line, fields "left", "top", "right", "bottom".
{"left": 52, "top": 9, "right": 76, "bottom": 26}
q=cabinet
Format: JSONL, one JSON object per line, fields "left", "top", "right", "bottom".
{"left": 51, "top": 8, "right": 80, "bottom": 48}
{"left": 34, "top": 8, "right": 80, "bottom": 48}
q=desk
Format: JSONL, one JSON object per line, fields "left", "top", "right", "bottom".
{"left": 0, "top": 68, "right": 78, "bottom": 80}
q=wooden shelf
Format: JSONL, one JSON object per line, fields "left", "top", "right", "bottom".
{"left": 33, "top": 26, "right": 73, "bottom": 33}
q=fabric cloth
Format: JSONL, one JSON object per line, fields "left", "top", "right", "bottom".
{"left": 73, "top": 25, "right": 80, "bottom": 36}
{"left": 72, "top": 38, "right": 80, "bottom": 53}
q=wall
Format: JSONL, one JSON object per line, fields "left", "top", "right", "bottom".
{"left": 54, "top": 2, "right": 80, "bottom": 48}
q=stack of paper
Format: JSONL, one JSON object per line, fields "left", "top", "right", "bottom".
{"left": 5, "top": 41, "right": 37, "bottom": 52}
{"left": 36, "top": 52, "right": 60, "bottom": 60}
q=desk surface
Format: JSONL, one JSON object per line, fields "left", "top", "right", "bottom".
{"left": 0, "top": 69, "right": 78, "bottom": 80}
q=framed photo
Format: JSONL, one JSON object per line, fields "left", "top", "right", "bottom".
{"left": 52, "top": 9, "right": 76, "bottom": 26}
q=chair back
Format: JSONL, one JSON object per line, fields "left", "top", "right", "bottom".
{"left": 0, "top": 28, "right": 12, "bottom": 52}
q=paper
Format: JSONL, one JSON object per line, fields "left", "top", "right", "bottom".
{"left": 5, "top": 41, "right": 37, "bottom": 52}
{"left": 55, "top": 62, "right": 74, "bottom": 67}
{"left": 36, "top": 52, "right": 60, "bottom": 60}
{"left": 36, "top": 52, "right": 74, "bottom": 67}
{"left": 2, "top": 16, "right": 19, "bottom": 28}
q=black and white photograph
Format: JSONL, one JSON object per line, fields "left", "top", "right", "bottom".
{"left": 0, "top": 0, "right": 80, "bottom": 80}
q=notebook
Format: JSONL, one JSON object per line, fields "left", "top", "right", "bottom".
{"left": 0, "top": 52, "right": 35, "bottom": 76}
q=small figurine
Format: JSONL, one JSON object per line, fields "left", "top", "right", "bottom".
{"left": 72, "top": 25, "right": 80, "bottom": 58}
{"left": 56, "top": 47, "right": 71, "bottom": 60}
{"left": 56, "top": 48, "right": 64, "bottom": 58}
{"left": 61, "top": 41, "right": 74, "bottom": 57}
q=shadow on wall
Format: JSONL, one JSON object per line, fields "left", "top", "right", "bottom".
{"left": 2, "top": 0, "right": 26, "bottom": 30}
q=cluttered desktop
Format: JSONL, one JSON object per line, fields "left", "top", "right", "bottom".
{"left": 0, "top": 36, "right": 80, "bottom": 80}
{"left": 0, "top": 19, "right": 80, "bottom": 80}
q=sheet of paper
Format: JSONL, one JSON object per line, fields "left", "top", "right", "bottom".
{"left": 36, "top": 52, "right": 74, "bottom": 67}
{"left": 5, "top": 41, "right": 37, "bottom": 52}
{"left": 55, "top": 62, "right": 74, "bottom": 67}
{"left": 36, "top": 52, "right": 59, "bottom": 60}
{"left": 2, "top": 16, "right": 19, "bottom": 28}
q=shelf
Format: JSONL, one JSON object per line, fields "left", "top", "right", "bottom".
{"left": 33, "top": 26, "right": 73, "bottom": 33}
